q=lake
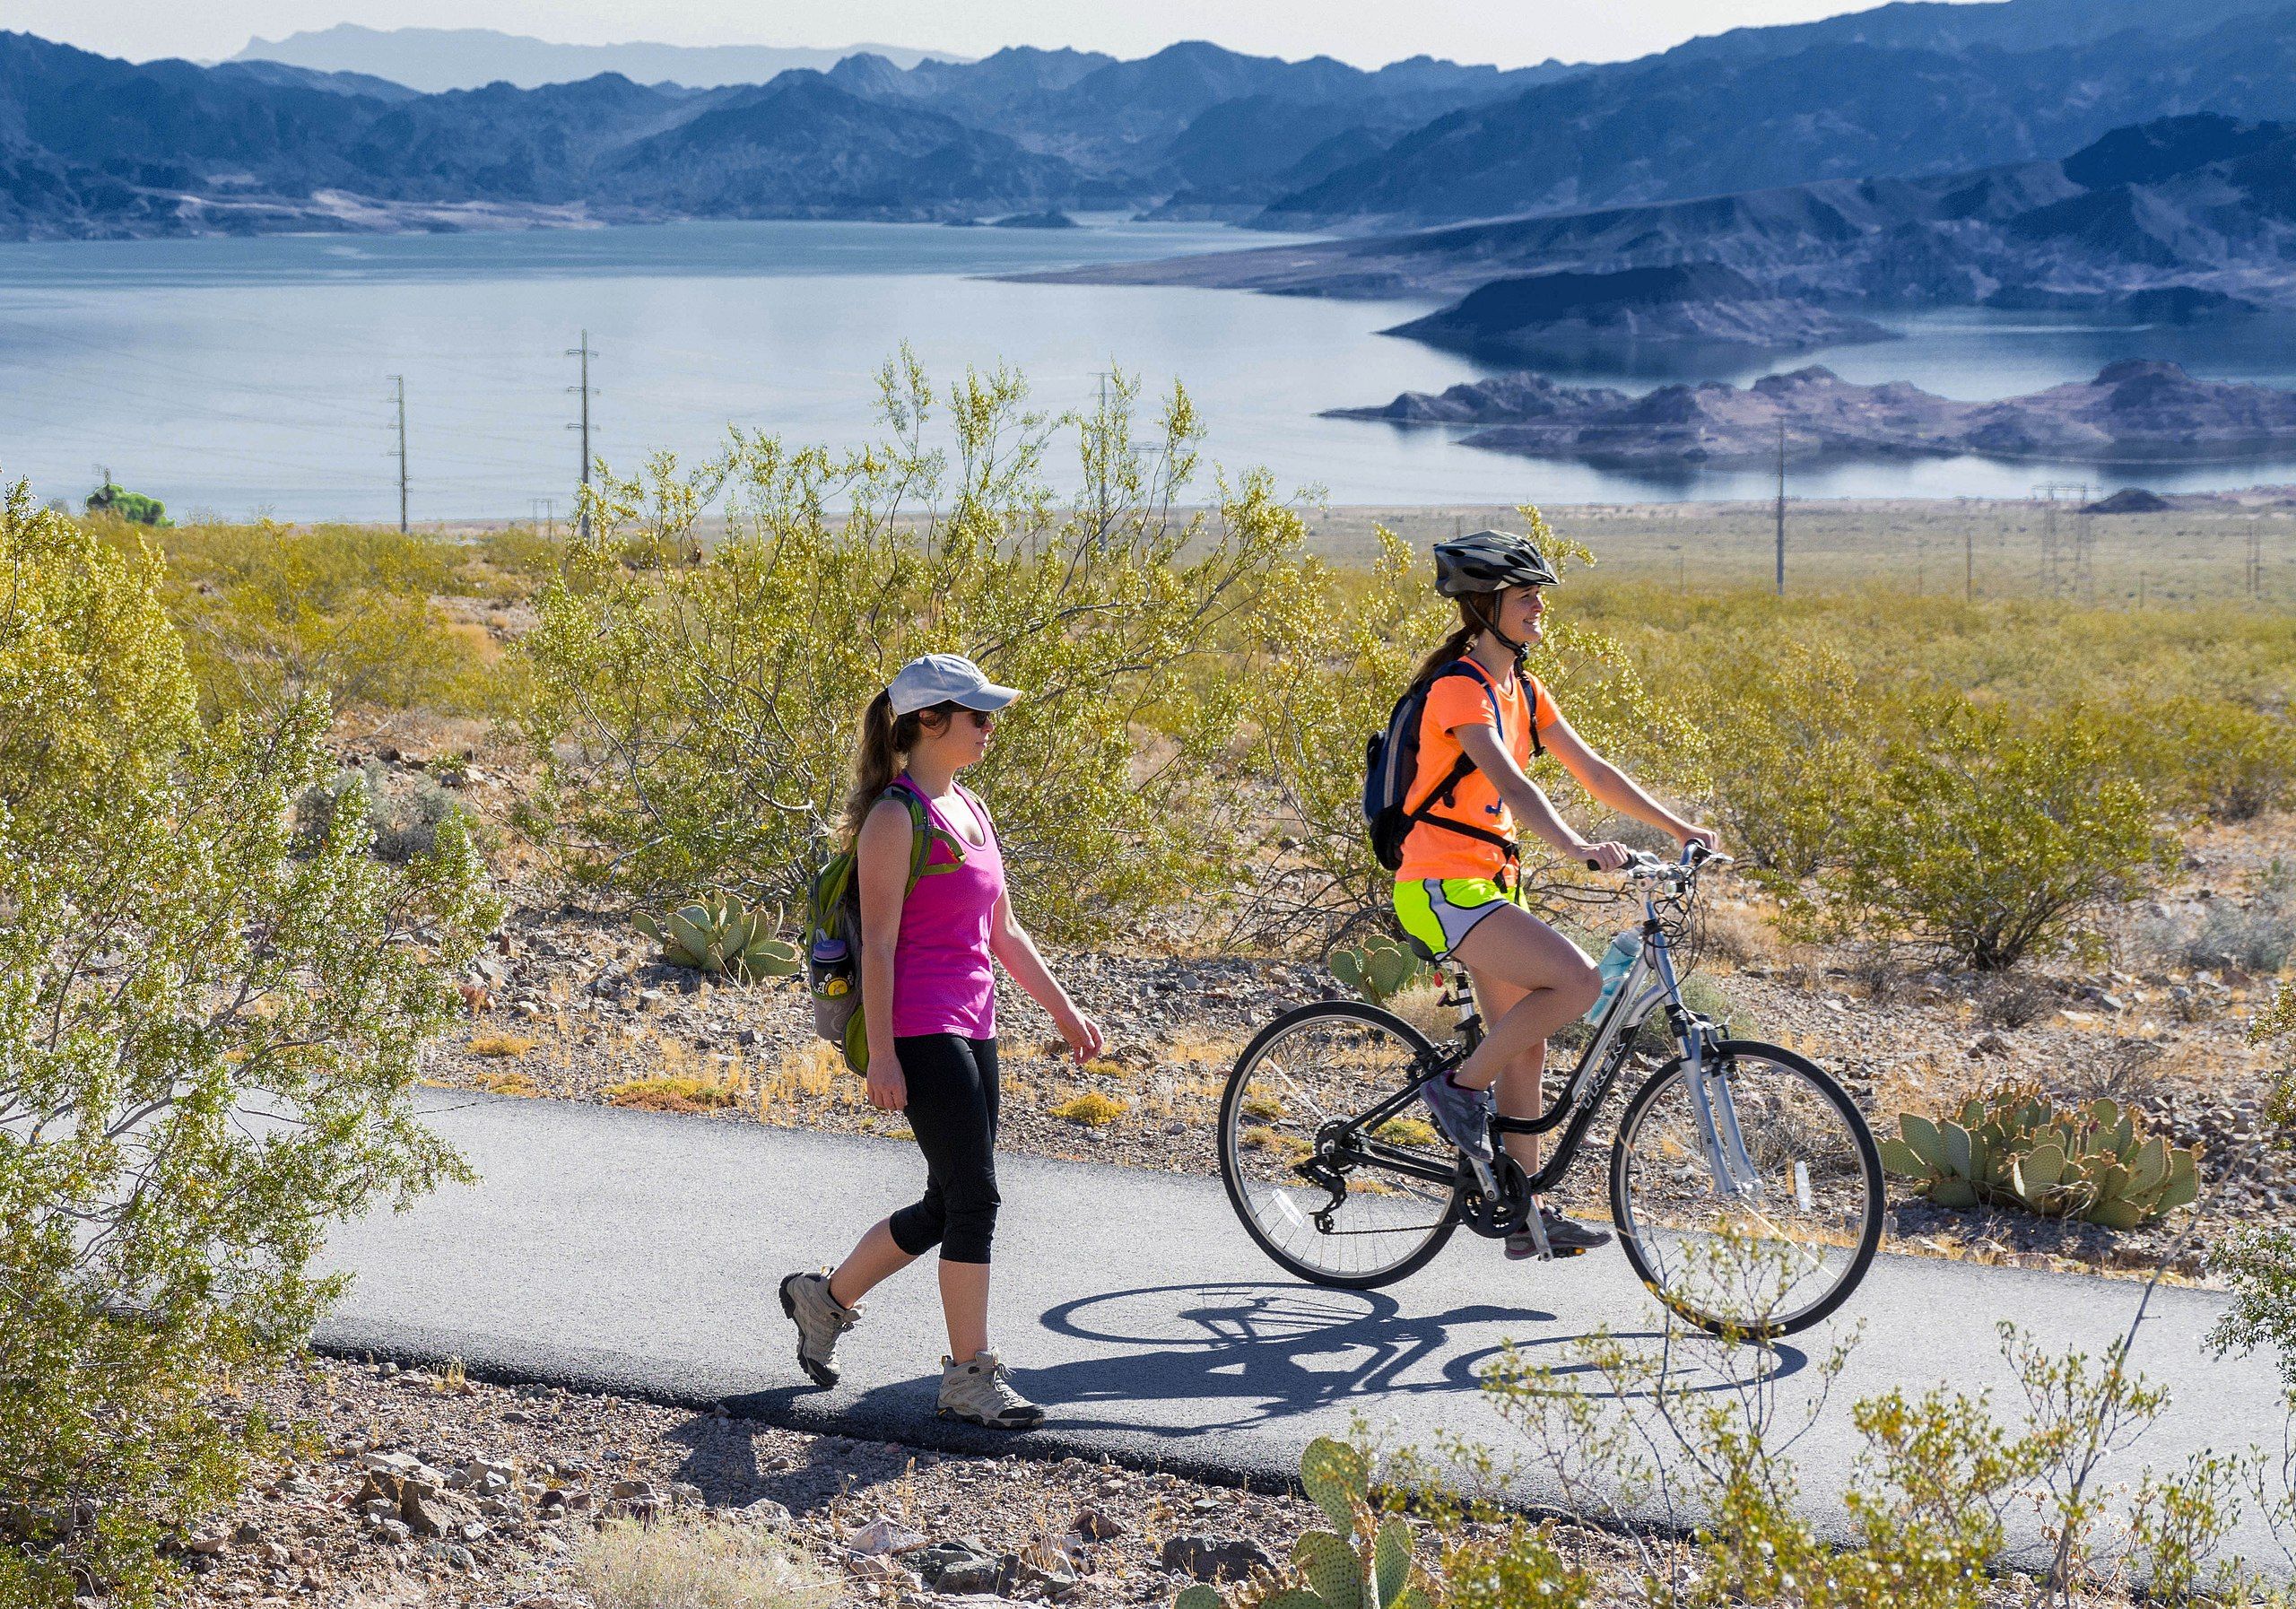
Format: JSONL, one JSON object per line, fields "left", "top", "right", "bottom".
{"left": 3, "top": 215, "right": 2293, "bottom": 523}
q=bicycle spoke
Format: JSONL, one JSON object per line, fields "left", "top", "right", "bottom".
{"left": 1219, "top": 1005, "right": 1462, "bottom": 1287}
{"left": 1613, "top": 1046, "right": 1882, "bottom": 1336}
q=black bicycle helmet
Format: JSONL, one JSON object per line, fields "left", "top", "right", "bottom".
{"left": 1432, "top": 529, "right": 1561, "bottom": 596}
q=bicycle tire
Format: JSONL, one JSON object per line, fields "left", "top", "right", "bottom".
{"left": 1218, "top": 1001, "right": 1465, "bottom": 1290}
{"left": 1609, "top": 1039, "right": 1883, "bottom": 1338}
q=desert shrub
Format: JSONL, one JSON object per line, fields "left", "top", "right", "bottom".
{"left": 1811, "top": 693, "right": 2172, "bottom": 970}
{"left": 2147, "top": 884, "right": 2296, "bottom": 975}
{"left": 2133, "top": 694, "right": 2296, "bottom": 823}
{"left": 297, "top": 760, "right": 473, "bottom": 862}
{"left": 517, "top": 355, "right": 1305, "bottom": 940}
{"left": 573, "top": 1512, "right": 836, "bottom": 1609}
{"left": 1688, "top": 639, "right": 1883, "bottom": 883}
{"left": 2209, "top": 987, "right": 2296, "bottom": 1394}
{"left": 1974, "top": 973, "right": 2050, "bottom": 1030}
{"left": 472, "top": 524, "right": 568, "bottom": 592}
{"left": 1475, "top": 1231, "right": 2258, "bottom": 1606}
{"left": 138, "top": 520, "right": 487, "bottom": 716}
{"left": 0, "top": 486, "right": 494, "bottom": 1606}
{"left": 86, "top": 480, "right": 168, "bottom": 526}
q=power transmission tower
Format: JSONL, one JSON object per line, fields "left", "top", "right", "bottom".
{"left": 567, "top": 330, "right": 597, "bottom": 538}
{"left": 390, "top": 375, "right": 408, "bottom": 534}
{"left": 2032, "top": 482, "right": 2090, "bottom": 599}
{"left": 1773, "top": 421, "right": 1787, "bottom": 596}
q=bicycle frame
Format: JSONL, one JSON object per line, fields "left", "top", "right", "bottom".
{"left": 1319, "top": 849, "right": 1763, "bottom": 1213}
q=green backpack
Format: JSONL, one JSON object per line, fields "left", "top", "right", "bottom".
{"left": 803, "top": 779, "right": 965, "bottom": 1074}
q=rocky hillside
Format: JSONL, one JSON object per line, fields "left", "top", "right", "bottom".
{"left": 1252, "top": 0, "right": 2296, "bottom": 227}
{"left": 1038, "top": 115, "right": 2296, "bottom": 317}
{"left": 1329, "top": 360, "right": 2296, "bottom": 467}
{"left": 1382, "top": 263, "right": 1898, "bottom": 359}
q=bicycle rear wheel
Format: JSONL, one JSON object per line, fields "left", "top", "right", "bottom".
{"left": 1218, "top": 1002, "right": 1464, "bottom": 1289}
{"left": 1610, "top": 1040, "right": 1883, "bottom": 1337}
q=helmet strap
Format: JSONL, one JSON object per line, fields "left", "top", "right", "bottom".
{"left": 1465, "top": 594, "right": 1530, "bottom": 675}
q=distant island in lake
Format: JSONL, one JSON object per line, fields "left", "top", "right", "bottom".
{"left": 1381, "top": 264, "right": 1899, "bottom": 360}
{"left": 1328, "top": 361, "right": 2296, "bottom": 467}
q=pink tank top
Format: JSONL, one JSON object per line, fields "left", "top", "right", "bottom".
{"left": 887, "top": 778, "right": 1004, "bottom": 1039}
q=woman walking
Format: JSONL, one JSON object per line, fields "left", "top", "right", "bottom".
{"left": 780, "top": 653, "right": 1105, "bottom": 1427}
{"left": 1396, "top": 531, "right": 1717, "bottom": 1258}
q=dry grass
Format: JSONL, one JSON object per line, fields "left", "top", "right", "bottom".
{"left": 467, "top": 1031, "right": 536, "bottom": 1057}
{"left": 605, "top": 1074, "right": 744, "bottom": 1114}
{"left": 1372, "top": 1116, "right": 1439, "bottom": 1148}
{"left": 1162, "top": 1030, "right": 1245, "bottom": 1069}
{"left": 571, "top": 1512, "right": 837, "bottom": 1609}
{"left": 1050, "top": 1090, "right": 1129, "bottom": 1127}
{"left": 472, "top": 1069, "right": 539, "bottom": 1097}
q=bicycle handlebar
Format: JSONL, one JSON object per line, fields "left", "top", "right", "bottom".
{"left": 1583, "top": 842, "right": 1733, "bottom": 878}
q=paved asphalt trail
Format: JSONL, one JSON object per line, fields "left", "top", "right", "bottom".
{"left": 318, "top": 1091, "right": 2289, "bottom": 1568}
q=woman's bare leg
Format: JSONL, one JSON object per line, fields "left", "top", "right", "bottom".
{"left": 1462, "top": 971, "right": 1549, "bottom": 1175}
{"left": 1448, "top": 904, "right": 1598, "bottom": 1117}
{"left": 827, "top": 1219, "right": 916, "bottom": 1309}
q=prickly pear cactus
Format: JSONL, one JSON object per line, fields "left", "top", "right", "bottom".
{"left": 1329, "top": 935, "right": 1431, "bottom": 1009}
{"left": 1879, "top": 1086, "right": 2202, "bottom": 1229}
{"left": 1170, "top": 1438, "right": 1429, "bottom": 1609}
{"left": 633, "top": 895, "right": 803, "bottom": 983}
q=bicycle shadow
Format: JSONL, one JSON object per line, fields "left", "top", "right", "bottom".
{"left": 709, "top": 1279, "right": 1808, "bottom": 1464}
{"left": 1005, "top": 1281, "right": 1800, "bottom": 1433}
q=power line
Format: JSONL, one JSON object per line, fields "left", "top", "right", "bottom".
{"left": 1773, "top": 420, "right": 1787, "bottom": 597}
{"left": 390, "top": 375, "right": 408, "bottom": 535}
{"left": 567, "top": 329, "right": 597, "bottom": 539}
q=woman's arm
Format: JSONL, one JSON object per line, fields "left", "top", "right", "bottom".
{"left": 1539, "top": 711, "right": 1718, "bottom": 850}
{"left": 1457, "top": 723, "right": 1631, "bottom": 868}
{"left": 856, "top": 799, "right": 914, "bottom": 1109}
{"left": 989, "top": 891, "right": 1107, "bottom": 1064}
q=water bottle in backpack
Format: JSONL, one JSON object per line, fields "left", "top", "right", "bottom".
{"left": 1585, "top": 931, "right": 1643, "bottom": 1023}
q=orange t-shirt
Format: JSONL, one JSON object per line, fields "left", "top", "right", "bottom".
{"left": 1393, "top": 664, "right": 1559, "bottom": 883}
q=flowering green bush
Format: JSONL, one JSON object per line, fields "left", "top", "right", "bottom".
{"left": 0, "top": 487, "right": 495, "bottom": 1605}
{"left": 1810, "top": 694, "right": 2172, "bottom": 970}
{"left": 517, "top": 356, "right": 1309, "bottom": 941}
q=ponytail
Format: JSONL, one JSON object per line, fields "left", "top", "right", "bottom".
{"left": 1410, "top": 594, "right": 1504, "bottom": 689}
{"left": 842, "top": 689, "right": 944, "bottom": 839}
{"left": 844, "top": 691, "right": 901, "bottom": 840}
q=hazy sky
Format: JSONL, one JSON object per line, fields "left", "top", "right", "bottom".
{"left": 19, "top": 0, "right": 1990, "bottom": 72}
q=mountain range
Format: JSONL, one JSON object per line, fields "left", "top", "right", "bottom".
{"left": 227, "top": 26, "right": 970, "bottom": 92}
{"left": 1039, "top": 113, "right": 2296, "bottom": 319}
{"left": 3, "top": 0, "right": 2296, "bottom": 242}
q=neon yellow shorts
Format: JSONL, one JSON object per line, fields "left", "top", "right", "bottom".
{"left": 1392, "top": 876, "right": 1524, "bottom": 961}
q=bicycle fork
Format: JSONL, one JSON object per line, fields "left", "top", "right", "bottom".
{"left": 1651, "top": 933, "right": 1763, "bottom": 1203}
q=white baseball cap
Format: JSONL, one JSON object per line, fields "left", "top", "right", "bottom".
{"left": 886, "top": 653, "right": 1021, "bottom": 717}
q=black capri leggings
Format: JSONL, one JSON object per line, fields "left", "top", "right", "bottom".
{"left": 887, "top": 1034, "right": 1002, "bottom": 1265}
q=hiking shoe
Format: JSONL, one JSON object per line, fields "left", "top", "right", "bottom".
{"left": 938, "top": 1350, "right": 1046, "bottom": 1430}
{"left": 1419, "top": 1070, "right": 1493, "bottom": 1161}
{"left": 1506, "top": 1205, "right": 1615, "bottom": 1260}
{"left": 778, "top": 1270, "right": 858, "bottom": 1388}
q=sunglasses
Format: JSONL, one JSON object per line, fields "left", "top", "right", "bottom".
{"left": 927, "top": 703, "right": 996, "bottom": 729}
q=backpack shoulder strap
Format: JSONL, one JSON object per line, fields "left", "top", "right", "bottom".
{"left": 880, "top": 778, "right": 965, "bottom": 889}
{"left": 1401, "top": 659, "right": 1523, "bottom": 857}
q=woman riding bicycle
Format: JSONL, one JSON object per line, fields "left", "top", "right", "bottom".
{"left": 1398, "top": 529, "right": 1718, "bottom": 1258}
{"left": 780, "top": 653, "right": 1106, "bottom": 1428}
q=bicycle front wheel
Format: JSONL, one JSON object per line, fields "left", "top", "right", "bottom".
{"left": 1218, "top": 1002, "right": 1464, "bottom": 1289}
{"left": 1610, "top": 1040, "right": 1883, "bottom": 1337}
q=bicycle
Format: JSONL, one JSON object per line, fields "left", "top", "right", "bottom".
{"left": 1216, "top": 845, "right": 1884, "bottom": 1337}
